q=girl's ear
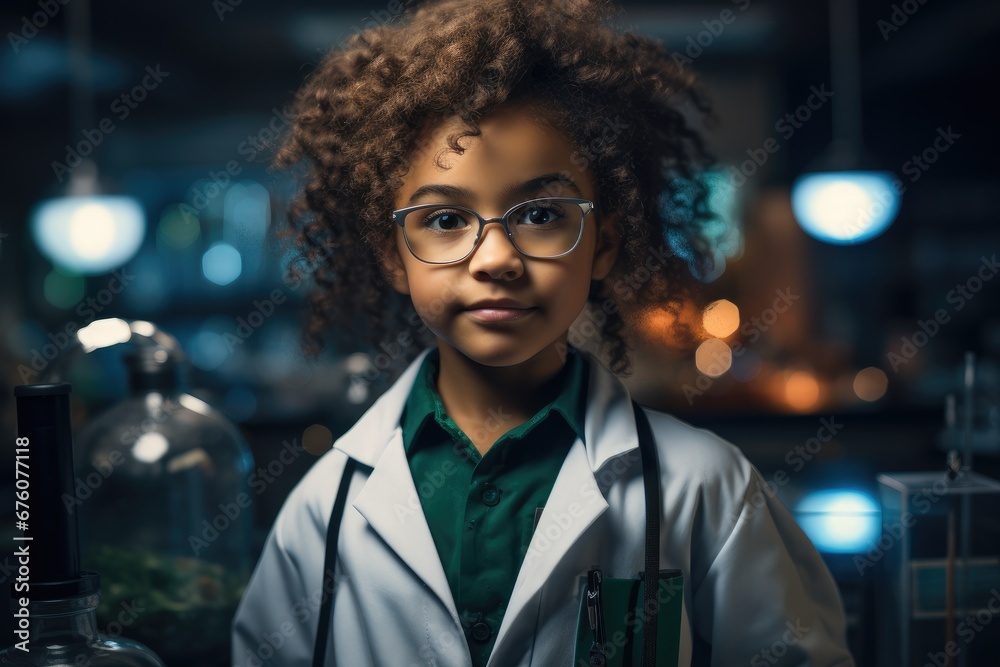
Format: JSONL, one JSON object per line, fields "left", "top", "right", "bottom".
{"left": 379, "top": 243, "right": 411, "bottom": 296}
{"left": 591, "top": 210, "right": 622, "bottom": 282}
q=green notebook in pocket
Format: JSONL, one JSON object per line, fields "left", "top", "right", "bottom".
{"left": 572, "top": 568, "right": 683, "bottom": 667}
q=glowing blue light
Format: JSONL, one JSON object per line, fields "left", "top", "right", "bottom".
{"left": 661, "top": 168, "right": 744, "bottom": 282}
{"left": 202, "top": 242, "right": 242, "bottom": 286}
{"left": 31, "top": 195, "right": 145, "bottom": 274}
{"left": 224, "top": 180, "right": 270, "bottom": 274}
{"left": 791, "top": 171, "right": 900, "bottom": 244}
{"left": 795, "top": 489, "right": 881, "bottom": 553}
{"left": 188, "top": 330, "right": 229, "bottom": 371}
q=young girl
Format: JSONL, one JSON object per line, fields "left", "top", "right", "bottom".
{"left": 232, "top": 0, "right": 854, "bottom": 665}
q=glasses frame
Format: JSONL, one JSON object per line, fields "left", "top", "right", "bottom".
{"left": 391, "top": 196, "right": 595, "bottom": 265}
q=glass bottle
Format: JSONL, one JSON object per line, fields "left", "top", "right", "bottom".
{"left": 74, "top": 344, "right": 255, "bottom": 666}
{"left": 2, "top": 383, "right": 165, "bottom": 666}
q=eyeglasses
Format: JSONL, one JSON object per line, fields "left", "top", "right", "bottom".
{"left": 391, "top": 197, "right": 594, "bottom": 264}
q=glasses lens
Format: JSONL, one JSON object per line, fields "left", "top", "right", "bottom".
{"left": 507, "top": 199, "right": 583, "bottom": 258}
{"left": 401, "top": 199, "right": 585, "bottom": 263}
{"left": 402, "top": 206, "right": 479, "bottom": 263}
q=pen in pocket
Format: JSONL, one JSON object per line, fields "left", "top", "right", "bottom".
{"left": 587, "top": 567, "right": 607, "bottom": 667}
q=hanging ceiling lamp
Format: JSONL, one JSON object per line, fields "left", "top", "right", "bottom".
{"left": 791, "top": 0, "right": 901, "bottom": 245}
{"left": 30, "top": 0, "right": 145, "bottom": 275}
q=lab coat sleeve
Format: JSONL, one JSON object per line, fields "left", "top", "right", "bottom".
{"left": 688, "top": 460, "right": 855, "bottom": 667}
{"left": 231, "top": 453, "right": 344, "bottom": 667}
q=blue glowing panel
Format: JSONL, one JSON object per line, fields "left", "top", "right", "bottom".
{"left": 795, "top": 489, "right": 881, "bottom": 553}
{"left": 791, "top": 171, "right": 901, "bottom": 244}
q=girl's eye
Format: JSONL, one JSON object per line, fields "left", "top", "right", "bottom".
{"left": 420, "top": 209, "right": 471, "bottom": 232}
{"left": 514, "top": 204, "right": 565, "bottom": 226}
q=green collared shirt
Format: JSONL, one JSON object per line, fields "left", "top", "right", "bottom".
{"left": 400, "top": 345, "right": 589, "bottom": 667}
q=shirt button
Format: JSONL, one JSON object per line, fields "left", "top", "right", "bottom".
{"left": 481, "top": 484, "right": 500, "bottom": 506}
{"left": 471, "top": 621, "right": 492, "bottom": 642}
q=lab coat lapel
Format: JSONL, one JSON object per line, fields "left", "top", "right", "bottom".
{"left": 349, "top": 426, "right": 461, "bottom": 624}
{"left": 487, "top": 437, "right": 606, "bottom": 665}
{"left": 334, "top": 347, "right": 461, "bottom": 623}
{"left": 488, "top": 351, "right": 642, "bottom": 665}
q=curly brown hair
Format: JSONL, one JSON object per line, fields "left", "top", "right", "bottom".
{"left": 274, "top": 0, "right": 718, "bottom": 381}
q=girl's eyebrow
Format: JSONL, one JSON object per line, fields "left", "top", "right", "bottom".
{"left": 405, "top": 172, "right": 584, "bottom": 206}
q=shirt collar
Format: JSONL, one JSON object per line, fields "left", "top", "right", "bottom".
{"left": 400, "top": 345, "right": 588, "bottom": 453}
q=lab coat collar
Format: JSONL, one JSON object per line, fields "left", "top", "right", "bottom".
{"left": 333, "top": 345, "right": 641, "bottom": 663}
{"left": 333, "top": 345, "right": 639, "bottom": 473}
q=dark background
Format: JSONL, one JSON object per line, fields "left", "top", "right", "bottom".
{"left": 1, "top": 0, "right": 998, "bottom": 664}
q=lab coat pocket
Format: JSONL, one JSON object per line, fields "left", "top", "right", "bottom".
{"left": 572, "top": 568, "right": 683, "bottom": 667}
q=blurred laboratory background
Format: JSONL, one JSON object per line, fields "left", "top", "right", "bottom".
{"left": 0, "top": 0, "right": 998, "bottom": 664}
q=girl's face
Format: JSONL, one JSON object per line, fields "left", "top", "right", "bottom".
{"left": 383, "top": 102, "right": 620, "bottom": 369}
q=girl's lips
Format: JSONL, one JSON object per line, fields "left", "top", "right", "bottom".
{"left": 464, "top": 307, "right": 537, "bottom": 322}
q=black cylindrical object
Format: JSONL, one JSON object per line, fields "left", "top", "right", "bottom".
{"left": 13, "top": 383, "right": 82, "bottom": 588}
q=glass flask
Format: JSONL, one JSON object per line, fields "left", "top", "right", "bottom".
{"left": 74, "top": 344, "right": 255, "bottom": 666}
{"left": 0, "top": 584, "right": 167, "bottom": 667}
{"left": 2, "top": 383, "right": 166, "bottom": 666}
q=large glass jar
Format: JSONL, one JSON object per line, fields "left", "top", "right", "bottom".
{"left": 74, "top": 343, "right": 255, "bottom": 666}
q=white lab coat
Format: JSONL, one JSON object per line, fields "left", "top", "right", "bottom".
{"left": 232, "top": 346, "right": 855, "bottom": 667}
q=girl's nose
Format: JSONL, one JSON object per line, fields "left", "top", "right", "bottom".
{"left": 467, "top": 221, "right": 525, "bottom": 279}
